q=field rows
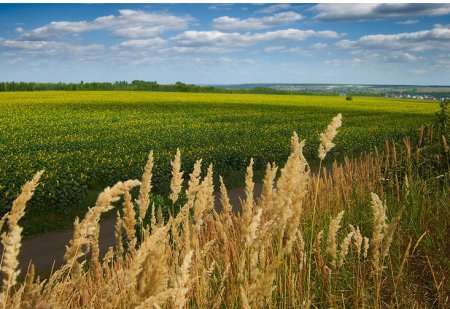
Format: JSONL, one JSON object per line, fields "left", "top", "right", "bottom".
{"left": 0, "top": 91, "right": 437, "bottom": 212}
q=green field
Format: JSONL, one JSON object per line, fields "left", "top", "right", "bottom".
{"left": 0, "top": 91, "right": 437, "bottom": 223}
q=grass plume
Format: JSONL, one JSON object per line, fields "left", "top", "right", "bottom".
{"left": 0, "top": 117, "right": 447, "bottom": 308}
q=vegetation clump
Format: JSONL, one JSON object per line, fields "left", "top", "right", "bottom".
{"left": 0, "top": 115, "right": 447, "bottom": 308}
{"left": 0, "top": 91, "right": 436, "bottom": 228}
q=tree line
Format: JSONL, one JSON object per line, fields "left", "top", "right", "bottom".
{"left": 0, "top": 80, "right": 298, "bottom": 95}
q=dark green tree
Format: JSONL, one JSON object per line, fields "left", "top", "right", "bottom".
{"left": 435, "top": 99, "right": 449, "bottom": 137}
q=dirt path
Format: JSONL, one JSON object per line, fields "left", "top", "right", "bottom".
{"left": 11, "top": 184, "right": 262, "bottom": 275}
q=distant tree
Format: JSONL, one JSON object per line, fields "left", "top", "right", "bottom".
{"left": 0, "top": 81, "right": 307, "bottom": 95}
{"left": 435, "top": 99, "right": 449, "bottom": 137}
{"left": 346, "top": 95, "right": 353, "bottom": 101}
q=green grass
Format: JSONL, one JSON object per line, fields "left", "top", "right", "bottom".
{"left": 0, "top": 91, "right": 438, "bottom": 235}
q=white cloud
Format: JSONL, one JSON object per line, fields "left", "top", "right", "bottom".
{"left": 213, "top": 11, "right": 302, "bottom": 31}
{"left": 343, "top": 49, "right": 421, "bottom": 65}
{"left": 217, "top": 56, "right": 248, "bottom": 64}
{"left": 312, "top": 42, "right": 328, "bottom": 49}
{"left": 264, "top": 45, "right": 310, "bottom": 56}
{"left": 311, "top": 4, "right": 450, "bottom": 21}
{"left": 0, "top": 39, "right": 62, "bottom": 50}
{"left": 396, "top": 19, "right": 419, "bottom": 25}
{"left": 212, "top": 57, "right": 255, "bottom": 65}
{"left": 218, "top": 56, "right": 236, "bottom": 63}
{"left": 113, "top": 26, "right": 164, "bottom": 39}
{"left": 385, "top": 52, "right": 418, "bottom": 62}
{"left": 282, "top": 47, "right": 311, "bottom": 56}
{"left": 160, "top": 46, "right": 238, "bottom": 54}
{"left": 0, "top": 38, "right": 105, "bottom": 60}
{"left": 325, "top": 58, "right": 362, "bottom": 67}
{"left": 335, "top": 25, "right": 450, "bottom": 52}
{"left": 129, "top": 56, "right": 167, "bottom": 66}
{"left": 335, "top": 40, "right": 356, "bottom": 49}
{"left": 257, "top": 4, "right": 291, "bottom": 14}
{"left": 20, "top": 9, "right": 192, "bottom": 40}
{"left": 264, "top": 45, "right": 285, "bottom": 53}
{"left": 119, "top": 37, "right": 166, "bottom": 48}
{"left": 172, "top": 29, "right": 344, "bottom": 48}
{"left": 21, "top": 21, "right": 93, "bottom": 40}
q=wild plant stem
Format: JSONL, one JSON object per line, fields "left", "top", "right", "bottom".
{"left": 306, "top": 159, "right": 323, "bottom": 302}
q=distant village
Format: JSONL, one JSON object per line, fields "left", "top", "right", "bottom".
{"left": 270, "top": 84, "right": 450, "bottom": 101}
{"left": 382, "top": 93, "right": 450, "bottom": 101}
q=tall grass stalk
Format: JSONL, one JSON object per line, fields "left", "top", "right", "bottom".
{"left": 0, "top": 118, "right": 447, "bottom": 308}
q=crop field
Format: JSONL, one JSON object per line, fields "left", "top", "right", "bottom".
{"left": 0, "top": 91, "right": 448, "bottom": 308}
{"left": 0, "top": 91, "right": 437, "bottom": 214}
{"left": 1, "top": 122, "right": 448, "bottom": 308}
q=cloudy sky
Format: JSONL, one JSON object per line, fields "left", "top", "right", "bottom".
{"left": 1, "top": 3, "right": 450, "bottom": 85}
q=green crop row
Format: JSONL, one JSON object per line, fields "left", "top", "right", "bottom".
{"left": 0, "top": 91, "right": 436, "bottom": 212}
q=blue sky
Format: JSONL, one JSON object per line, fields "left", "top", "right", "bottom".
{"left": 1, "top": 3, "right": 450, "bottom": 85}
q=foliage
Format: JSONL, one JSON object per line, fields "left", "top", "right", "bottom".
{"left": 434, "top": 99, "right": 448, "bottom": 136}
{"left": 0, "top": 92, "right": 436, "bottom": 216}
{"left": 0, "top": 122, "right": 448, "bottom": 308}
{"left": 0, "top": 80, "right": 293, "bottom": 95}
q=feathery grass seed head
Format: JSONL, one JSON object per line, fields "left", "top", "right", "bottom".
{"left": 170, "top": 148, "right": 184, "bottom": 204}
{"left": 318, "top": 113, "right": 342, "bottom": 160}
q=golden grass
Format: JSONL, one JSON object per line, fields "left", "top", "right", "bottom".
{"left": 0, "top": 115, "right": 448, "bottom": 308}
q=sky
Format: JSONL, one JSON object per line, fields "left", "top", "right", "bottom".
{"left": 1, "top": 3, "right": 450, "bottom": 85}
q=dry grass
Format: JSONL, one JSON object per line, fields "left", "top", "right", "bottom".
{"left": 0, "top": 115, "right": 448, "bottom": 308}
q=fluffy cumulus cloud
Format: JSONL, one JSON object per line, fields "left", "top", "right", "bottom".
{"left": 217, "top": 56, "right": 254, "bottom": 64}
{"left": 336, "top": 24, "right": 450, "bottom": 52}
{"left": 385, "top": 52, "right": 419, "bottom": 62}
{"left": 119, "top": 38, "right": 166, "bottom": 48}
{"left": 19, "top": 9, "right": 192, "bottom": 40}
{"left": 0, "top": 9, "right": 196, "bottom": 64}
{"left": 213, "top": 11, "right": 303, "bottom": 31}
{"left": 0, "top": 37, "right": 108, "bottom": 66}
{"left": 311, "top": 3, "right": 450, "bottom": 21}
{"left": 160, "top": 46, "right": 238, "bottom": 54}
{"left": 2, "top": 4, "right": 450, "bottom": 84}
{"left": 0, "top": 39, "right": 104, "bottom": 56}
{"left": 172, "top": 29, "right": 343, "bottom": 48}
{"left": 264, "top": 45, "right": 310, "bottom": 56}
{"left": 312, "top": 42, "right": 328, "bottom": 49}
